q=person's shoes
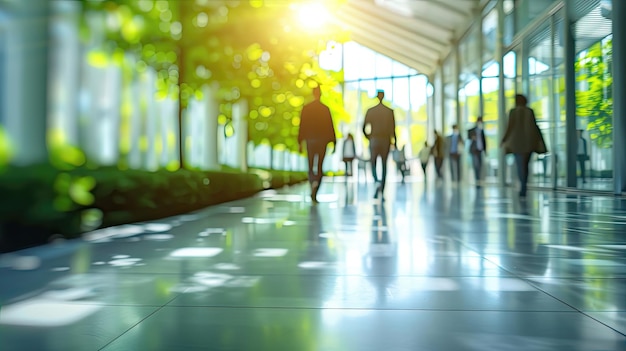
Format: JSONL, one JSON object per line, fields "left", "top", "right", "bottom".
{"left": 374, "top": 184, "right": 382, "bottom": 199}
{"left": 311, "top": 181, "right": 320, "bottom": 203}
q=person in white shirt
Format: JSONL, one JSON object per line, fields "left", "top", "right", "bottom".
{"left": 342, "top": 133, "right": 356, "bottom": 177}
{"left": 446, "top": 124, "right": 464, "bottom": 182}
{"left": 577, "top": 129, "right": 588, "bottom": 183}
{"left": 392, "top": 144, "right": 407, "bottom": 183}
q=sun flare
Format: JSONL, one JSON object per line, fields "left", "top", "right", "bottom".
{"left": 297, "top": 2, "right": 331, "bottom": 30}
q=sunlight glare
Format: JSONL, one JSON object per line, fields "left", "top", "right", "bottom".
{"left": 297, "top": 2, "right": 330, "bottom": 30}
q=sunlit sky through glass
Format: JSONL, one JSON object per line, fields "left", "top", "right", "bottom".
{"left": 339, "top": 42, "right": 532, "bottom": 110}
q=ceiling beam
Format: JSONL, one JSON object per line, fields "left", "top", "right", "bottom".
{"left": 430, "top": 0, "right": 475, "bottom": 19}
{"left": 336, "top": 13, "right": 441, "bottom": 63}
{"left": 349, "top": 0, "right": 455, "bottom": 41}
{"left": 349, "top": 33, "right": 436, "bottom": 75}
{"left": 336, "top": 4, "right": 448, "bottom": 51}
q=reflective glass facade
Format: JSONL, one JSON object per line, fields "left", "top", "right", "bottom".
{"left": 435, "top": 0, "right": 619, "bottom": 193}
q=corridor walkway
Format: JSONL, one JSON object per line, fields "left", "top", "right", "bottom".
{"left": 1, "top": 179, "right": 626, "bottom": 350}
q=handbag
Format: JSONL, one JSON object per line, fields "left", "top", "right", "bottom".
{"left": 534, "top": 124, "right": 548, "bottom": 154}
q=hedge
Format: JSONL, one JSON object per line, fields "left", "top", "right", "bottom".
{"left": 0, "top": 164, "right": 308, "bottom": 253}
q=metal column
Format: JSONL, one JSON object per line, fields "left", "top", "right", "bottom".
{"left": 496, "top": 0, "right": 506, "bottom": 186}
{"left": 613, "top": 0, "right": 626, "bottom": 194}
{"left": 454, "top": 42, "right": 461, "bottom": 129}
{"left": 477, "top": 8, "right": 484, "bottom": 119}
{"left": 564, "top": 0, "right": 577, "bottom": 188}
{"left": 550, "top": 16, "right": 558, "bottom": 190}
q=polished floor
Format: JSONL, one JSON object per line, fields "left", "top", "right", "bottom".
{"left": 1, "top": 177, "right": 626, "bottom": 350}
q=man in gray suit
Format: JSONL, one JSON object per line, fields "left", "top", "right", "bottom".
{"left": 363, "top": 90, "right": 397, "bottom": 199}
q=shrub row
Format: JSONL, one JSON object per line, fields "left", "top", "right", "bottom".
{"left": 0, "top": 165, "right": 308, "bottom": 253}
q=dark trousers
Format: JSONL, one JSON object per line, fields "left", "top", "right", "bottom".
{"left": 449, "top": 154, "right": 461, "bottom": 182}
{"left": 343, "top": 160, "right": 354, "bottom": 176}
{"left": 514, "top": 153, "right": 532, "bottom": 196}
{"left": 577, "top": 155, "right": 587, "bottom": 181}
{"left": 306, "top": 140, "right": 328, "bottom": 184}
{"left": 434, "top": 157, "right": 444, "bottom": 178}
{"left": 369, "top": 138, "right": 391, "bottom": 189}
{"left": 471, "top": 152, "right": 483, "bottom": 181}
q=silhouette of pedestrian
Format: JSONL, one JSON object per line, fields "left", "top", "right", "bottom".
{"left": 468, "top": 116, "right": 487, "bottom": 187}
{"left": 501, "top": 94, "right": 547, "bottom": 198}
{"left": 446, "top": 124, "right": 464, "bottom": 182}
{"left": 431, "top": 130, "right": 445, "bottom": 180}
{"left": 342, "top": 133, "right": 356, "bottom": 177}
{"left": 298, "top": 86, "right": 336, "bottom": 203}
{"left": 362, "top": 90, "right": 397, "bottom": 199}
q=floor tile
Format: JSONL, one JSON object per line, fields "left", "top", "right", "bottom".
{"left": 102, "top": 307, "right": 626, "bottom": 351}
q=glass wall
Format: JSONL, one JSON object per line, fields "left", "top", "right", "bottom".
{"left": 513, "top": 0, "right": 559, "bottom": 35}
{"left": 341, "top": 41, "right": 428, "bottom": 178}
{"left": 526, "top": 20, "right": 554, "bottom": 187}
{"left": 573, "top": 0, "right": 613, "bottom": 190}
{"left": 443, "top": 51, "right": 457, "bottom": 135}
{"left": 435, "top": 0, "right": 614, "bottom": 193}
{"left": 497, "top": 0, "right": 614, "bottom": 192}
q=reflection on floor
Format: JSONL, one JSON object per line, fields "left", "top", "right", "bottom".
{"left": 1, "top": 179, "right": 626, "bottom": 350}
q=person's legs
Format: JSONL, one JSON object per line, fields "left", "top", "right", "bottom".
{"left": 421, "top": 163, "right": 428, "bottom": 180}
{"left": 435, "top": 158, "right": 443, "bottom": 178}
{"left": 448, "top": 156, "right": 455, "bottom": 181}
{"left": 315, "top": 145, "right": 327, "bottom": 183}
{"left": 379, "top": 146, "right": 390, "bottom": 190}
{"left": 370, "top": 139, "right": 390, "bottom": 198}
{"left": 306, "top": 144, "right": 315, "bottom": 182}
{"left": 472, "top": 153, "right": 479, "bottom": 181}
{"left": 306, "top": 140, "right": 326, "bottom": 202}
{"left": 514, "top": 153, "right": 531, "bottom": 196}
{"left": 578, "top": 157, "right": 586, "bottom": 182}
{"left": 449, "top": 155, "right": 461, "bottom": 182}
{"left": 370, "top": 144, "right": 380, "bottom": 183}
{"left": 473, "top": 152, "right": 483, "bottom": 183}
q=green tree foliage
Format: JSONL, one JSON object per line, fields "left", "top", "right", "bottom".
{"left": 576, "top": 37, "right": 613, "bottom": 148}
{"left": 79, "top": 0, "right": 351, "bottom": 166}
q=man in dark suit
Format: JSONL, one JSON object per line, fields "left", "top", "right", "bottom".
{"left": 468, "top": 116, "right": 487, "bottom": 186}
{"left": 298, "top": 86, "right": 336, "bottom": 203}
{"left": 363, "top": 90, "right": 397, "bottom": 199}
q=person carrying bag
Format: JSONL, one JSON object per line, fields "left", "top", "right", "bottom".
{"left": 501, "top": 94, "right": 547, "bottom": 197}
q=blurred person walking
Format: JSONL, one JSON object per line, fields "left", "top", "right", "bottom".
{"left": 431, "top": 130, "right": 445, "bottom": 180}
{"left": 501, "top": 94, "right": 547, "bottom": 198}
{"left": 342, "top": 133, "right": 356, "bottom": 177}
{"left": 446, "top": 124, "right": 464, "bottom": 182}
{"left": 363, "top": 90, "right": 397, "bottom": 199}
{"left": 298, "top": 86, "right": 336, "bottom": 203}
{"left": 468, "top": 116, "right": 487, "bottom": 187}
{"left": 418, "top": 141, "right": 431, "bottom": 180}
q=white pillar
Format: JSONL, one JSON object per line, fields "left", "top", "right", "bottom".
{"left": 158, "top": 96, "right": 177, "bottom": 168}
{"left": 232, "top": 99, "right": 248, "bottom": 172}
{"left": 4, "top": 0, "right": 50, "bottom": 165}
{"left": 204, "top": 84, "right": 219, "bottom": 170}
{"left": 127, "top": 69, "right": 142, "bottom": 169}
{"left": 99, "top": 64, "right": 121, "bottom": 166}
{"left": 48, "top": 1, "right": 81, "bottom": 148}
{"left": 143, "top": 68, "right": 158, "bottom": 170}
